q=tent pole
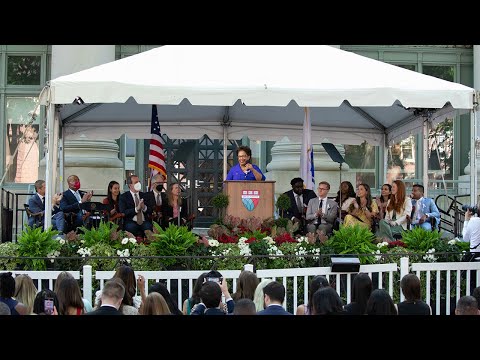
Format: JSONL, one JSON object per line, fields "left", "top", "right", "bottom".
{"left": 471, "top": 106, "right": 478, "bottom": 205}
{"left": 44, "top": 103, "right": 55, "bottom": 229}
{"left": 51, "top": 110, "right": 59, "bottom": 197}
{"left": 223, "top": 123, "right": 228, "bottom": 181}
{"left": 59, "top": 126, "right": 64, "bottom": 192}
{"left": 422, "top": 119, "right": 429, "bottom": 198}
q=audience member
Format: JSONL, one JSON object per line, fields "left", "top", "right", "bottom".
{"left": 343, "top": 183, "right": 378, "bottom": 230}
{"left": 14, "top": 274, "right": 37, "bottom": 315}
{"left": 257, "top": 281, "right": 292, "bottom": 315}
{"left": 344, "top": 273, "right": 372, "bottom": 315}
{"left": 253, "top": 278, "right": 273, "bottom": 312}
{"left": 455, "top": 296, "right": 480, "bottom": 315}
{"left": 146, "top": 173, "right": 167, "bottom": 226}
{"left": 33, "top": 289, "right": 59, "bottom": 315}
{"left": 55, "top": 271, "right": 93, "bottom": 312}
{"left": 182, "top": 272, "right": 207, "bottom": 315}
{"left": 410, "top": 184, "right": 440, "bottom": 231}
{"left": 0, "top": 272, "right": 28, "bottom": 315}
{"left": 119, "top": 174, "right": 153, "bottom": 237}
{"left": 375, "top": 183, "right": 392, "bottom": 220}
{"left": 56, "top": 277, "right": 85, "bottom": 315}
{"left": 365, "top": 289, "right": 397, "bottom": 315}
{"left": 233, "top": 298, "right": 257, "bottom": 315}
{"left": 461, "top": 207, "right": 480, "bottom": 260}
{"left": 102, "top": 180, "right": 124, "bottom": 227}
{"left": 140, "top": 292, "right": 171, "bottom": 315}
{"left": 87, "top": 280, "right": 125, "bottom": 315}
{"left": 311, "top": 287, "right": 345, "bottom": 315}
{"left": 306, "top": 181, "right": 339, "bottom": 236}
{"left": 232, "top": 270, "right": 259, "bottom": 302}
{"left": 60, "top": 174, "right": 93, "bottom": 230}
{"left": 296, "top": 275, "right": 330, "bottom": 315}
{"left": 376, "top": 180, "right": 412, "bottom": 241}
{"left": 335, "top": 181, "right": 356, "bottom": 220}
{"left": 397, "top": 273, "right": 431, "bottom": 315}
{"left": 161, "top": 183, "right": 189, "bottom": 228}
{"left": 283, "top": 177, "right": 316, "bottom": 232}
{"left": 28, "top": 179, "right": 65, "bottom": 234}
{"left": 472, "top": 286, "right": 480, "bottom": 309}
{"left": 191, "top": 279, "right": 234, "bottom": 315}
{"left": 149, "top": 282, "right": 183, "bottom": 315}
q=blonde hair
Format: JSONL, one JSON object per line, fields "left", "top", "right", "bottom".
{"left": 14, "top": 274, "right": 37, "bottom": 314}
{"left": 141, "top": 292, "right": 171, "bottom": 315}
{"left": 253, "top": 278, "right": 274, "bottom": 312}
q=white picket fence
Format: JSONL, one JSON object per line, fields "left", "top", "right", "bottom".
{"left": 4, "top": 258, "right": 480, "bottom": 315}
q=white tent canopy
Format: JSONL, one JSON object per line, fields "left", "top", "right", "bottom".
{"left": 40, "top": 45, "right": 477, "bottom": 228}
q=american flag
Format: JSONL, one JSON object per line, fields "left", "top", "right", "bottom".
{"left": 148, "top": 105, "right": 167, "bottom": 186}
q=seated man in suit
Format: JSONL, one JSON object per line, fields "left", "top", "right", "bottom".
{"left": 119, "top": 174, "right": 153, "bottom": 237}
{"left": 305, "top": 181, "right": 339, "bottom": 236}
{"left": 60, "top": 175, "right": 93, "bottom": 230}
{"left": 283, "top": 177, "right": 317, "bottom": 234}
{"left": 146, "top": 173, "right": 167, "bottom": 226}
{"left": 410, "top": 184, "right": 440, "bottom": 231}
{"left": 28, "top": 179, "right": 65, "bottom": 234}
{"left": 87, "top": 279, "right": 124, "bottom": 316}
{"left": 257, "top": 281, "right": 292, "bottom": 315}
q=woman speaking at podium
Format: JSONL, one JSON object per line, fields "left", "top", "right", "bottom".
{"left": 226, "top": 145, "right": 265, "bottom": 181}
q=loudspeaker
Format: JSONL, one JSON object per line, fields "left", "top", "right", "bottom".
{"left": 331, "top": 256, "right": 360, "bottom": 272}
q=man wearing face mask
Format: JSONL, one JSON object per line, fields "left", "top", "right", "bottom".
{"left": 146, "top": 173, "right": 167, "bottom": 227}
{"left": 119, "top": 174, "right": 153, "bottom": 237}
{"left": 60, "top": 175, "right": 93, "bottom": 230}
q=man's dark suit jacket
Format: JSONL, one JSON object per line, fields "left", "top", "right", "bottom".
{"left": 86, "top": 305, "right": 123, "bottom": 315}
{"left": 119, "top": 191, "right": 153, "bottom": 222}
{"left": 60, "top": 189, "right": 86, "bottom": 214}
{"left": 27, "top": 193, "right": 62, "bottom": 227}
{"left": 257, "top": 304, "right": 292, "bottom": 315}
{"left": 161, "top": 197, "right": 188, "bottom": 228}
{"left": 283, "top": 189, "right": 317, "bottom": 220}
{"left": 191, "top": 299, "right": 235, "bottom": 315}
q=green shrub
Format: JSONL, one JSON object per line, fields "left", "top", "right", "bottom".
{"left": 17, "top": 225, "right": 61, "bottom": 270}
{"left": 401, "top": 227, "right": 441, "bottom": 252}
{"left": 0, "top": 242, "right": 20, "bottom": 270}
{"left": 211, "top": 193, "right": 230, "bottom": 221}
{"left": 276, "top": 194, "right": 291, "bottom": 218}
{"left": 325, "top": 225, "right": 377, "bottom": 264}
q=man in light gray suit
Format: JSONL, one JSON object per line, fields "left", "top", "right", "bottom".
{"left": 306, "top": 181, "right": 339, "bottom": 236}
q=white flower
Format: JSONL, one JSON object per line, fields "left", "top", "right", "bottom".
{"left": 59, "top": 239, "right": 66, "bottom": 245}
{"left": 121, "top": 238, "right": 129, "bottom": 245}
{"left": 117, "top": 250, "right": 123, "bottom": 256}
{"left": 208, "top": 239, "right": 220, "bottom": 247}
{"left": 129, "top": 238, "right": 137, "bottom": 244}
{"left": 423, "top": 248, "right": 438, "bottom": 262}
{"left": 377, "top": 242, "right": 388, "bottom": 248}
{"left": 297, "top": 236, "right": 308, "bottom": 243}
{"left": 263, "top": 236, "right": 275, "bottom": 244}
{"left": 448, "top": 239, "right": 457, "bottom": 246}
{"left": 238, "top": 237, "right": 248, "bottom": 243}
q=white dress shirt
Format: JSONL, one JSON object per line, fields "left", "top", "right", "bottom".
{"left": 463, "top": 216, "right": 480, "bottom": 252}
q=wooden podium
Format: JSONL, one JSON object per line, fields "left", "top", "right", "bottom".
{"left": 224, "top": 180, "right": 275, "bottom": 220}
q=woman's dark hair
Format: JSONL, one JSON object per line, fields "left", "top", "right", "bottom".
{"left": 365, "top": 289, "right": 397, "bottom": 315}
{"left": 189, "top": 273, "right": 208, "bottom": 307}
{"left": 114, "top": 265, "right": 136, "bottom": 306}
{"left": 400, "top": 274, "right": 421, "bottom": 302}
{"left": 56, "top": 278, "right": 84, "bottom": 315}
{"left": 149, "top": 282, "right": 183, "bottom": 315}
{"left": 355, "top": 183, "right": 373, "bottom": 211}
{"left": 33, "top": 289, "right": 59, "bottom": 315}
{"left": 312, "top": 287, "right": 344, "bottom": 315}
{"left": 0, "top": 272, "right": 15, "bottom": 298}
{"left": 107, "top": 180, "right": 120, "bottom": 206}
{"left": 307, "top": 276, "right": 330, "bottom": 314}
{"left": 232, "top": 271, "right": 259, "bottom": 302}
{"left": 335, "top": 181, "right": 356, "bottom": 206}
{"left": 350, "top": 273, "right": 372, "bottom": 315}
{"left": 380, "top": 184, "right": 392, "bottom": 203}
{"left": 236, "top": 145, "right": 252, "bottom": 157}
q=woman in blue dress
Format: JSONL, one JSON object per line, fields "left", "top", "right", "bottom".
{"left": 226, "top": 145, "right": 265, "bottom": 181}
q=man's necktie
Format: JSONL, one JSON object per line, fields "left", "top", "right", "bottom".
{"left": 75, "top": 191, "right": 81, "bottom": 202}
{"left": 41, "top": 196, "right": 45, "bottom": 209}
{"left": 319, "top": 199, "right": 323, "bottom": 224}
{"left": 134, "top": 193, "right": 144, "bottom": 225}
{"left": 156, "top": 193, "right": 161, "bottom": 207}
{"left": 296, "top": 195, "right": 303, "bottom": 214}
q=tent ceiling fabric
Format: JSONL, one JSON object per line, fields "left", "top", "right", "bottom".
{"left": 45, "top": 45, "right": 475, "bottom": 145}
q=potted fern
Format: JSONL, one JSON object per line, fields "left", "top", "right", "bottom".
{"left": 17, "top": 225, "right": 62, "bottom": 270}
{"left": 325, "top": 224, "right": 377, "bottom": 264}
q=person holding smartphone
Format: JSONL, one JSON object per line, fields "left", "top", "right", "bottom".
{"left": 226, "top": 145, "right": 265, "bottom": 181}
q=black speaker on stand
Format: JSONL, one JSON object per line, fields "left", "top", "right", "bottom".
{"left": 321, "top": 143, "right": 347, "bottom": 221}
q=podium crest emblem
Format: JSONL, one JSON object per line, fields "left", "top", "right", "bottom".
{"left": 241, "top": 190, "right": 260, "bottom": 211}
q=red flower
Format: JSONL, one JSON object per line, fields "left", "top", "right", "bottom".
{"left": 218, "top": 234, "right": 239, "bottom": 244}
{"left": 388, "top": 240, "right": 406, "bottom": 248}
{"left": 274, "top": 233, "right": 296, "bottom": 245}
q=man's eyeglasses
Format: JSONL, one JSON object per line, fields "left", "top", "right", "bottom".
{"left": 318, "top": 188, "right": 328, "bottom": 191}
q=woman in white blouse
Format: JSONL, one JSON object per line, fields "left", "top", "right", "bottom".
{"left": 376, "top": 180, "right": 412, "bottom": 241}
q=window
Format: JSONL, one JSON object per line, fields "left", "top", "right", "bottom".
{"left": 7, "top": 56, "right": 41, "bottom": 85}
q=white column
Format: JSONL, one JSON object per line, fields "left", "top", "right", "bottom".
{"left": 43, "top": 45, "right": 124, "bottom": 194}
{"left": 472, "top": 46, "right": 480, "bottom": 204}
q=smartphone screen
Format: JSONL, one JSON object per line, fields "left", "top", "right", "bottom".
{"left": 44, "top": 298, "right": 54, "bottom": 315}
